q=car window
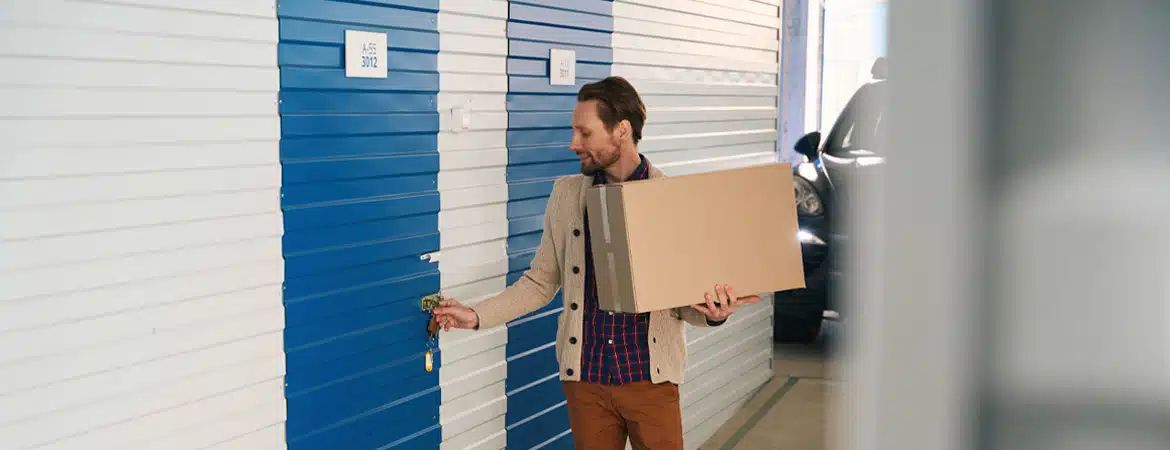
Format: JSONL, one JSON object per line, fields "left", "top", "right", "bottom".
{"left": 825, "top": 82, "right": 886, "bottom": 157}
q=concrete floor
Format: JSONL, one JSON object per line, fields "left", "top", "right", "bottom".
{"left": 700, "top": 320, "right": 842, "bottom": 450}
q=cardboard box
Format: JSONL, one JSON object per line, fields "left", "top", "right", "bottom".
{"left": 585, "top": 163, "right": 806, "bottom": 313}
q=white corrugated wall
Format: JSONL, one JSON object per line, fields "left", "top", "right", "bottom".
{"left": 0, "top": 0, "right": 789, "bottom": 447}
{"left": 804, "top": 0, "right": 825, "bottom": 133}
{"left": 435, "top": 1, "right": 511, "bottom": 449}
{"left": 0, "top": 1, "right": 286, "bottom": 449}
{"left": 822, "top": 0, "right": 883, "bottom": 128}
{"left": 610, "top": 0, "right": 781, "bottom": 447}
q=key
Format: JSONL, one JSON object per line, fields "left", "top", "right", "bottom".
{"left": 423, "top": 292, "right": 443, "bottom": 338}
{"left": 427, "top": 311, "right": 440, "bottom": 340}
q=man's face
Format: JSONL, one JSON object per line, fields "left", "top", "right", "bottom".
{"left": 570, "top": 100, "right": 622, "bottom": 175}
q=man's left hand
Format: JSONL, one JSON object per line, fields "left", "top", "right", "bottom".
{"left": 691, "top": 284, "right": 761, "bottom": 323}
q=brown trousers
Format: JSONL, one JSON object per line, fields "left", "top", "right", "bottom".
{"left": 562, "top": 381, "right": 684, "bottom": 450}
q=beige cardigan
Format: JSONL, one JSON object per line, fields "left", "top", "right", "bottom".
{"left": 473, "top": 164, "right": 714, "bottom": 385}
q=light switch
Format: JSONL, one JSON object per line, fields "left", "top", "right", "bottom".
{"left": 451, "top": 106, "right": 470, "bottom": 132}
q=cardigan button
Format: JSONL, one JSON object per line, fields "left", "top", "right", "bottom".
{"left": 572, "top": 266, "right": 580, "bottom": 274}
{"left": 567, "top": 369, "right": 575, "bottom": 376}
{"left": 570, "top": 303, "right": 579, "bottom": 310}
{"left": 573, "top": 228, "right": 581, "bottom": 237}
{"left": 569, "top": 337, "right": 578, "bottom": 344}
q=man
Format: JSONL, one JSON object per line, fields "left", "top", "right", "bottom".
{"left": 431, "top": 76, "right": 760, "bottom": 449}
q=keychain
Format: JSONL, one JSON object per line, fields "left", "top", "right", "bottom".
{"left": 423, "top": 293, "right": 443, "bottom": 372}
{"left": 425, "top": 317, "right": 438, "bottom": 372}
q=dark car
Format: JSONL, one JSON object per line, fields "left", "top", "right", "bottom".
{"left": 774, "top": 58, "right": 887, "bottom": 343}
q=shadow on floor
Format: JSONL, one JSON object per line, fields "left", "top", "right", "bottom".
{"left": 700, "top": 319, "right": 842, "bottom": 450}
{"left": 774, "top": 317, "right": 842, "bottom": 380}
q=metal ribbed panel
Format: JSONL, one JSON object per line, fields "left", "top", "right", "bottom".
{"left": 277, "top": 0, "right": 443, "bottom": 448}
{"left": 0, "top": 0, "right": 285, "bottom": 448}
{"left": 435, "top": 0, "right": 512, "bottom": 449}
{"left": 611, "top": 0, "right": 781, "bottom": 448}
{"left": 613, "top": 0, "right": 780, "bottom": 176}
{"left": 505, "top": 1, "right": 614, "bottom": 448}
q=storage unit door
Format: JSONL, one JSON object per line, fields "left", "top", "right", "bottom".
{"left": 277, "top": 0, "right": 444, "bottom": 448}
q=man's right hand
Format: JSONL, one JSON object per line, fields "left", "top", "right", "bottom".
{"left": 432, "top": 298, "right": 480, "bottom": 331}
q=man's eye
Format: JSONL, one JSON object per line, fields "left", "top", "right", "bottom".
{"left": 582, "top": 133, "right": 590, "bottom": 138}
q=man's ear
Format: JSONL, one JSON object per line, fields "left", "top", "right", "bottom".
{"left": 618, "top": 120, "right": 631, "bottom": 140}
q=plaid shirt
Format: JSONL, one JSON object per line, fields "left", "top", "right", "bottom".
{"left": 580, "top": 154, "right": 653, "bottom": 385}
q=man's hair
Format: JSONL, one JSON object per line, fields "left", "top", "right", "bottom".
{"left": 576, "top": 76, "right": 647, "bottom": 144}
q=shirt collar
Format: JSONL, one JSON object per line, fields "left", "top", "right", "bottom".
{"left": 594, "top": 153, "right": 650, "bottom": 185}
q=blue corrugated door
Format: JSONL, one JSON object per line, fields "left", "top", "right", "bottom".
{"left": 277, "top": 0, "right": 443, "bottom": 448}
{"left": 505, "top": 0, "right": 614, "bottom": 448}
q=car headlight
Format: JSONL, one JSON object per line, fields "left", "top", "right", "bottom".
{"left": 798, "top": 230, "right": 827, "bottom": 245}
{"left": 793, "top": 176, "right": 824, "bottom": 216}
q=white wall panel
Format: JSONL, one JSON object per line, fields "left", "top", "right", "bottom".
{"left": 613, "top": 1, "right": 780, "bottom": 447}
{"left": 436, "top": 1, "right": 510, "bottom": 449}
{"left": 682, "top": 298, "right": 775, "bottom": 448}
{"left": 613, "top": 0, "right": 781, "bottom": 177}
{"left": 0, "top": 1, "right": 284, "bottom": 449}
{"left": 822, "top": 0, "right": 884, "bottom": 128}
{"left": 805, "top": 0, "right": 825, "bottom": 132}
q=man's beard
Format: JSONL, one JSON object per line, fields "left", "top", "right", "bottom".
{"left": 580, "top": 161, "right": 603, "bottom": 175}
{"left": 580, "top": 147, "right": 620, "bottom": 175}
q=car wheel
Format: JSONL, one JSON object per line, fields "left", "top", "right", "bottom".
{"left": 773, "top": 255, "right": 829, "bottom": 343}
{"left": 772, "top": 292, "right": 824, "bottom": 343}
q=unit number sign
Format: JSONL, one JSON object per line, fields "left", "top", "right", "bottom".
{"left": 345, "top": 30, "right": 388, "bottom": 78}
{"left": 549, "top": 48, "right": 576, "bottom": 86}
